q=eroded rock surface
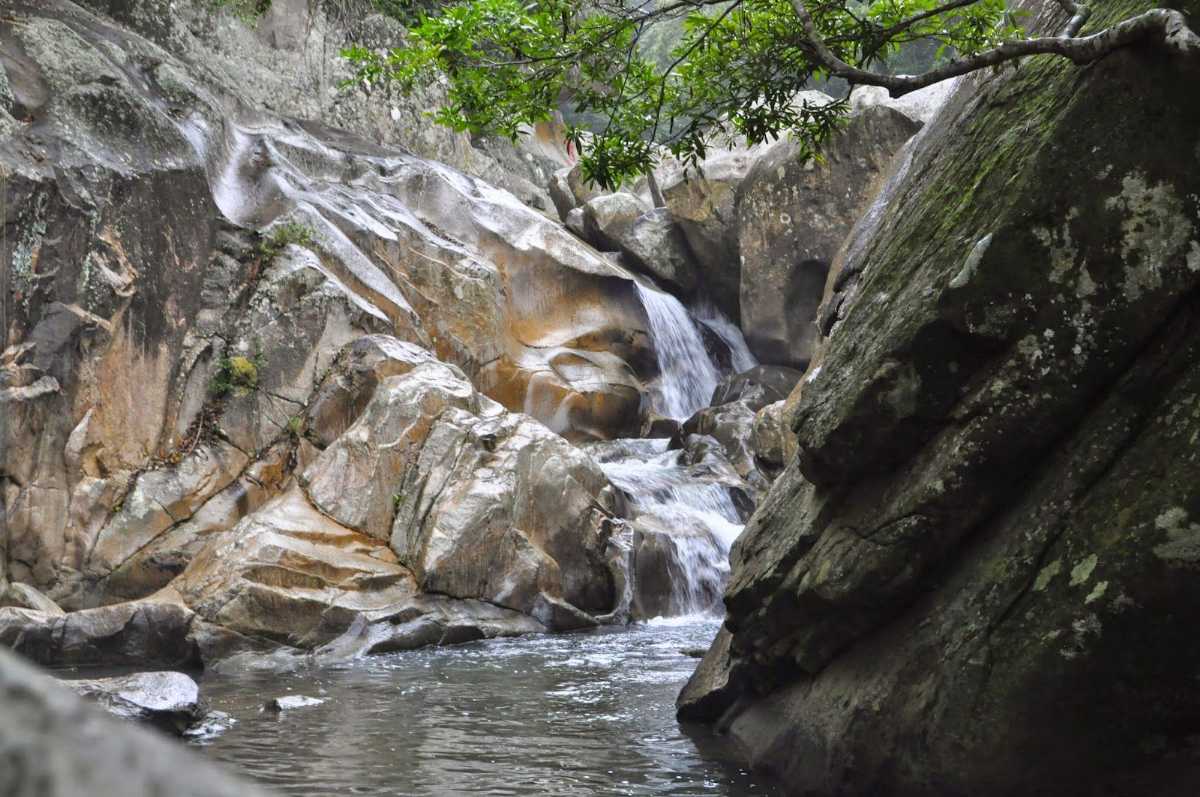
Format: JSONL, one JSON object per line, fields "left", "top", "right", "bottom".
{"left": 735, "top": 105, "right": 921, "bottom": 367}
{"left": 681, "top": 1, "right": 1200, "bottom": 794}
{"left": 0, "top": 0, "right": 667, "bottom": 654}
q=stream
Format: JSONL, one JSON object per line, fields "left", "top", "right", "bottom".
{"left": 192, "top": 620, "right": 777, "bottom": 796}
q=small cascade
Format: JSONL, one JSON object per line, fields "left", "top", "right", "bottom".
{"left": 592, "top": 439, "right": 744, "bottom": 617}
{"left": 634, "top": 282, "right": 721, "bottom": 420}
{"left": 695, "top": 302, "right": 758, "bottom": 373}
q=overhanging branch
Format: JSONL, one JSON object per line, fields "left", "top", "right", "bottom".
{"left": 789, "top": 2, "right": 1200, "bottom": 97}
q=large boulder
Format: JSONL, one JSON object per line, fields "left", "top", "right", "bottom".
{"left": 611, "top": 208, "right": 699, "bottom": 294}
{"left": 657, "top": 92, "right": 835, "bottom": 320}
{"left": 709, "top": 365, "right": 804, "bottom": 412}
{"left": 580, "top": 192, "right": 651, "bottom": 251}
{"left": 0, "top": 598, "right": 206, "bottom": 668}
{"left": 0, "top": 648, "right": 267, "bottom": 796}
{"left": 303, "top": 362, "right": 621, "bottom": 629}
{"left": 735, "top": 104, "right": 922, "bottom": 368}
{"left": 172, "top": 486, "right": 545, "bottom": 652}
{"left": 680, "top": 1, "right": 1200, "bottom": 794}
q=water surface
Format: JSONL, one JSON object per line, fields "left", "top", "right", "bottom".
{"left": 193, "top": 620, "right": 778, "bottom": 797}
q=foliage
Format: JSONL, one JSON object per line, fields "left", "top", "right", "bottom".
{"left": 211, "top": 0, "right": 273, "bottom": 24}
{"left": 344, "top": 0, "right": 1028, "bottom": 189}
{"left": 210, "top": 352, "right": 265, "bottom": 398}
{"left": 259, "top": 221, "right": 316, "bottom": 261}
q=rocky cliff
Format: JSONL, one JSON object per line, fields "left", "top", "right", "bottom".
{"left": 679, "top": 0, "right": 1200, "bottom": 794}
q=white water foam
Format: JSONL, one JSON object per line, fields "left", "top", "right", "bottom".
{"left": 634, "top": 282, "right": 720, "bottom": 421}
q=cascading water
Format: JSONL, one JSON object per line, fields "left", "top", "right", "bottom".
{"left": 593, "top": 439, "right": 744, "bottom": 615}
{"left": 598, "top": 285, "right": 759, "bottom": 618}
{"left": 696, "top": 302, "right": 758, "bottom": 374}
{"left": 634, "top": 281, "right": 721, "bottom": 421}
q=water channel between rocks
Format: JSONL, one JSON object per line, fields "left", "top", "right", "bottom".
{"left": 190, "top": 277, "right": 765, "bottom": 795}
{"left": 191, "top": 620, "right": 778, "bottom": 796}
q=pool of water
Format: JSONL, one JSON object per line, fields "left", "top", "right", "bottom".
{"left": 190, "top": 619, "right": 776, "bottom": 796}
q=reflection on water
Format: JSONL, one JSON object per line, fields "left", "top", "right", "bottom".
{"left": 192, "top": 620, "right": 777, "bottom": 796}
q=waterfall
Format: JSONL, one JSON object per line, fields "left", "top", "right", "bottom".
{"left": 695, "top": 302, "right": 758, "bottom": 374}
{"left": 592, "top": 439, "right": 744, "bottom": 617}
{"left": 608, "top": 284, "right": 761, "bottom": 618}
{"left": 634, "top": 282, "right": 721, "bottom": 421}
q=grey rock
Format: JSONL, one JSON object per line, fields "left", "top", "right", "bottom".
{"left": 67, "top": 670, "right": 208, "bottom": 735}
{"left": 735, "top": 105, "right": 921, "bottom": 368}
{"left": 709, "top": 365, "right": 804, "bottom": 412}
{"left": 0, "top": 648, "right": 267, "bottom": 796}
{"left": 581, "top": 192, "right": 651, "bottom": 251}
{"left": 0, "top": 601, "right": 202, "bottom": 669}
{"left": 612, "top": 209, "right": 698, "bottom": 294}
{"left": 680, "top": 5, "right": 1200, "bottom": 793}
{"left": 0, "top": 583, "right": 65, "bottom": 615}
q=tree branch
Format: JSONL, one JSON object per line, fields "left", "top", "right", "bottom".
{"left": 789, "top": 2, "right": 1200, "bottom": 97}
{"left": 1055, "top": 0, "right": 1093, "bottom": 37}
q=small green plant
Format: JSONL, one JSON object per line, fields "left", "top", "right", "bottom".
{"left": 210, "top": 350, "right": 265, "bottom": 398}
{"left": 211, "top": 0, "right": 272, "bottom": 25}
{"left": 286, "top": 414, "right": 304, "bottom": 437}
{"left": 259, "top": 221, "right": 316, "bottom": 262}
{"left": 392, "top": 493, "right": 405, "bottom": 511}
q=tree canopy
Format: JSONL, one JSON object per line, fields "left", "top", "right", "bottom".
{"left": 345, "top": 0, "right": 1199, "bottom": 189}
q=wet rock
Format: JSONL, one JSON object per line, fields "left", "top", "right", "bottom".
{"left": 735, "top": 104, "right": 921, "bottom": 368}
{"left": 679, "top": 404, "right": 767, "bottom": 496}
{"left": 0, "top": 648, "right": 267, "bottom": 796}
{"left": 682, "top": 2, "right": 1200, "bottom": 792}
{"left": 709, "top": 365, "right": 804, "bottom": 412}
{"left": 631, "top": 521, "right": 725, "bottom": 619}
{"left": 749, "top": 400, "right": 789, "bottom": 471}
{"left": 0, "top": 600, "right": 201, "bottom": 668}
{"left": 67, "top": 670, "right": 208, "bottom": 735}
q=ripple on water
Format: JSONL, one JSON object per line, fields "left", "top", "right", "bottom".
{"left": 192, "top": 621, "right": 779, "bottom": 796}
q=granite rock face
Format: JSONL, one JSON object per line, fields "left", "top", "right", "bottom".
{"left": 0, "top": 0, "right": 662, "bottom": 661}
{"left": 735, "top": 105, "right": 921, "bottom": 368}
{"left": 679, "top": 1, "right": 1200, "bottom": 794}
